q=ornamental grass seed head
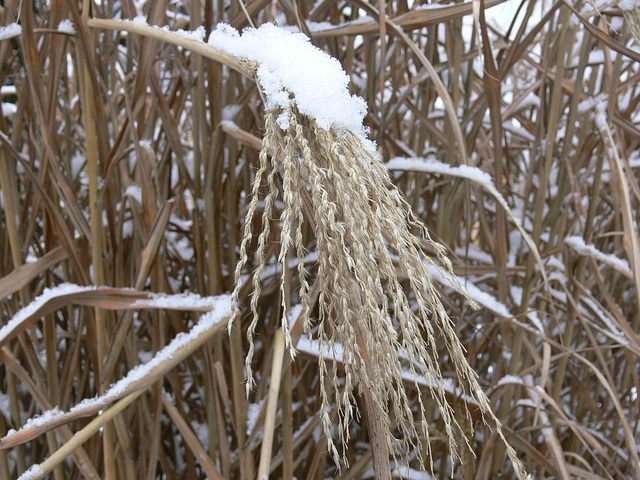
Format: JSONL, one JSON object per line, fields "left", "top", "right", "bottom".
{"left": 231, "top": 105, "right": 529, "bottom": 479}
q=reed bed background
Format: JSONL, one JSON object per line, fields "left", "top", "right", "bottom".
{"left": 0, "top": 0, "right": 639, "bottom": 478}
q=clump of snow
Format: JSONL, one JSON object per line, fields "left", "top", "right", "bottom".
{"left": 1, "top": 85, "right": 17, "bottom": 96}
{"left": 70, "top": 152, "right": 85, "bottom": 177}
{"left": 138, "top": 139, "right": 153, "bottom": 149}
{"left": 57, "top": 19, "right": 75, "bottom": 35}
{"left": 124, "top": 184, "right": 142, "bottom": 204}
{"left": 207, "top": 23, "right": 369, "bottom": 137}
{"left": 0, "top": 23, "right": 21, "bottom": 41}
{"left": 578, "top": 93, "right": 608, "bottom": 115}
{"left": 19, "top": 406, "right": 65, "bottom": 431}
{"left": 594, "top": 102, "right": 609, "bottom": 132}
{"left": 131, "top": 291, "right": 220, "bottom": 309}
{"left": 132, "top": 15, "right": 148, "bottom": 25}
{"left": 175, "top": 25, "right": 206, "bottom": 42}
{"left": 17, "top": 464, "right": 44, "bottom": 480}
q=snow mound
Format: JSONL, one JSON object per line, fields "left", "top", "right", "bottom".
{"left": 208, "top": 23, "right": 368, "bottom": 136}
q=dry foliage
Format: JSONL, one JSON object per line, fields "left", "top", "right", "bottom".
{"left": 0, "top": 0, "right": 639, "bottom": 479}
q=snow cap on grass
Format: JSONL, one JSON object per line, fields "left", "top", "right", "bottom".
{"left": 0, "top": 23, "right": 22, "bottom": 41}
{"left": 207, "top": 23, "right": 368, "bottom": 136}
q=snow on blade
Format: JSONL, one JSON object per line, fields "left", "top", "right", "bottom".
{"left": 73, "top": 293, "right": 231, "bottom": 409}
{"left": 424, "top": 263, "right": 514, "bottom": 319}
{"left": 5, "top": 407, "right": 65, "bottom": 438}
{"left": 208, "top": 23, "right": 369, "bottom": 137}
{"left": 387, "top": 156, "right": 493, "bottom": 185}
{"left": 565, "top": 236, "right": 633, "bottom": 278}
{"left": 131, "top": 291, "right": 223, "bottom": 309}
{"left": 0, "top": 284, "right": 96, "bottom": 345}
{"left": 0, "top": 23, "right": 21, "bottom": 41}
{"left": 57, "top": 19, "right": 76, "bottom": 35}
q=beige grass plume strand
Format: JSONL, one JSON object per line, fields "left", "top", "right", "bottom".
{"left": 230, "top": 104, "right": 529, "bottom": 478}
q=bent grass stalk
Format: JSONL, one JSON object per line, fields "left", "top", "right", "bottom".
{"left": 91, "top": 19, "right": 530, "bottom": 478}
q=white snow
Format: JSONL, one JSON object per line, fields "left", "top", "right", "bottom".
{"left": 246, "top": 398, "right": 265, "bottom": 435}
{"left": 0, "top": 23, "right": 22, "bottom": 41}
{"left": 57, "top": 19, "right": 76, "bottom": 35}
{"left": 132, "top": 15, "right": 148, "bottom": 25}
{"left": 0, "top": 85, "right": 16, "bottom": 95}
{"left": 70, "top": 152, "right": 85, "bottom": 177}
{"left": 455, "top": 244, "right": 495, "bottom": 265}
{"left": 387, "top": 156, "right": 493, "bottom": 185}
{"left": 392, "top": 464, "right": 433, "bottom": 479}
{"left": 124, "top": 184, "right": 142, "bottom": 204}
{"left": 2, "top": 102, "right": 16, "bottom": 116}
{"left": 17, "top": 464, "right": 44, "bottom": 480}
{"left": 131, "top": 291, "right": 225, "bottom": 310}
{"left": 619, "top": 0, "right": 640, "bottom": 10}
{"left": 497, "top": 375, "right": 524, "bottom": 386}
{"left": 0, "top": 392, "right": 10, "bottom": 421}
{"left": 425, "top": 263, "right": 512, "bottom": 318}
{"left": 207, "top": 23, "right": 369, "bottom": 138}
{"left": 565, "top": 236, "right": 633, "bottom": 278}
{"left": 175, "top": 26, "right": 206, "bottom": 42}
{"left": 222, "top": 104, "right": 242, "bottom": 121}
{"left": 0, "top": 284, "right": 96, "bottom": 345}
{"left": 10, "top": 407, "right": 65, "bottom": 435}
{"left": 578, "top": 94, "right": 608, "bottom": 114}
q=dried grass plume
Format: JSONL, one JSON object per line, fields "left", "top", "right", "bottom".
{"left": 231, "top": 105, "right": 529, "bottom": 478}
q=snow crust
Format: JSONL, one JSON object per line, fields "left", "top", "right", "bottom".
{"left": 619, "top": 0, "right": 640, "bottom": 10}
{"left": 0, "top": 23, "right": 21, "bottom": 41}
{"left": 425, "top": 263, "right": 512, "bottom": 319}
{"left": 132, "top": 291, "right": 223, "bottom": 309}
{"left": 208, "top": 23, "right": 369, "bottom": 136}
{"left": 18, "top": 465, "right": 44, "bottom": 480}
{"left": 387, "top": 156, "right": 493, "bottom": 185}
{"left": 0, "top": 284, "right": 96, "bottom": 345}
{"left": 57, "top": 19, "right": 76, "bottom": 35}
{"left": 565, "top": 236, "right": 632, "bottom": 277}
{"left": 6, "top": 407, "right": 64, "bottom": 437}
